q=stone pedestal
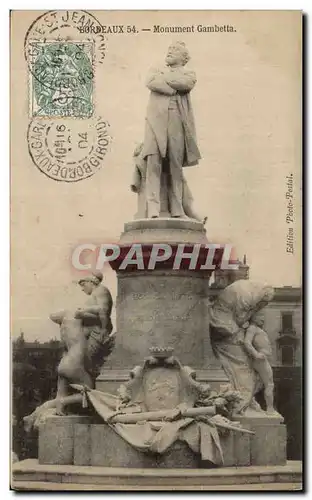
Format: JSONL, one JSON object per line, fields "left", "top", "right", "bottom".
{"left": 38, "top": 414, "right": 287, "bottom": 468}
{"left": 39, "top": 417, "right": 199, "bottom": 468}
{"left": 90, "top": 427, "right": 199, "bottom": 468}
{"left": 236, "top": 414, "right": 287, "bottom": 466}
{"left": 38, "top": 416, "right": 94, "bottom": 465}
{"left": 99, "top": 218, "right": 226, "bottom": 391}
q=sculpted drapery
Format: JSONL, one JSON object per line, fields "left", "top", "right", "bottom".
{"left": 209, "top": 280, "right": 274, "bottom": 413}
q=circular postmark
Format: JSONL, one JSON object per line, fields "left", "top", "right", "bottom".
{"left": 28, "top": 114, "right": 111, "bottom": 182}
{"left": 24, "top": 10, "right": 106, "bottom": 118}
{"left": 24, "top": 10, "right": 106, "bottom": 72}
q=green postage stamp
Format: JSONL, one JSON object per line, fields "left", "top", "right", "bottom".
{"left": 29, "top": 41, "right": 94, "bottom": 118}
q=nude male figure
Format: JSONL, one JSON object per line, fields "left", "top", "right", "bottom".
{"left": 24, "top": 272, "right": 114, "bottom": 429}
{"left": 50, "top": 271, "right": 113, "bottom": 399}
{"left": 242, "top": 311, "right": 276, "bottom": 414}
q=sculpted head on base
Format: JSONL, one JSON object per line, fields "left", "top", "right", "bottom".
{"left": 250, "top": 309, "right": 265, "bottom": 328}
{"left": 165, "top": 41, "right": 190, "bottom": 67}
{"left": 78, "top": 271, "right": 103, "bottom": 295}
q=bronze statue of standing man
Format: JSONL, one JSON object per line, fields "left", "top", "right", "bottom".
{"left": 142, "top": 41, "right": 201, "bottom": 219}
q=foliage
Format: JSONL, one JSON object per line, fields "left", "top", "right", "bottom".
{"left": 196, "top": 384, "right": 244, "bottom": 418}
{"left": 12, "top": 333, "right": 63, "bottom": 460}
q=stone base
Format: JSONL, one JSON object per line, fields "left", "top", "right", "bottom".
{"left": 120, "top": 217, "right": 208, "bottom": 245}
{"left": 90, "top": 427, "right": 199, "bottom": 468}
{"left": 38, "top": 414, "right": 287, "bottom": 468}
{"left": 38, "top": 416, "right": 95, "bottom": 466}
{"left": 107, "top": 217, "right": 223, "bottom": 370}
{"left": 39, "top": 417, "right": 200, "bottom": 468}
{"left": 12, "top": 459, "right": 302, "bottom": 491}
{"left": 236, "top": 414, "right": 287, "bottom": 466}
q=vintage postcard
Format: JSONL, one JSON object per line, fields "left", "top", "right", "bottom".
{"left": 11, "top": 10, "right": 302, "bottom": 491}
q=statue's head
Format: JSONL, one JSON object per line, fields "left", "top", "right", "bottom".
{"left": 254, "top": 286, "right": 275, "bottom": 313}
{"left": 165, "top": 41, "right": 190, "bottom": 67}
{"left": 250, "top": 310, "right": 265, "bottom": 328}
{"left": 78, "top": 271, "right": 103, "bottom": 295}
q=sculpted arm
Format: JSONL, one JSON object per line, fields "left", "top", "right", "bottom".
{"left": 97, "top": 288, "right": 113, "bottom": 330}
{"left": 164, "top": 68, "right": 197, "bottom": 92}
{"left": 146, "top": 67, "right": 177, "bottom": 96}
{"left": 243, "top": 325, "right": 262, "bottom": 359}
{"left": 50, "top": 310, "right": 66, "bottom": 325}
{"left": 80, "top": 305, "right": 102, "bottom": 315}
{"left": 78, "top": 287, "right": 112, "bottom": 329}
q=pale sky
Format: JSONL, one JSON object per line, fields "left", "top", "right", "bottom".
{"left": 11, "top": 10, "right": 302, "bottom": 341}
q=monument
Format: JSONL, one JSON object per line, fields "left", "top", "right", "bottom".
{"left": 100, "top": 41, "right": 221, "bottom": 389}
{"left": 12, "top": 41, "right": 300, "bottom": 490}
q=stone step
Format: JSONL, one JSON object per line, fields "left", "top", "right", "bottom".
{"left": 12, "top": 459, "right": 302, "bottom": 490}
{"left": 12, "top": 481, "right": 302, "bottom": 491}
